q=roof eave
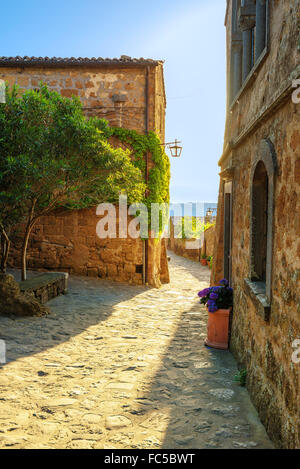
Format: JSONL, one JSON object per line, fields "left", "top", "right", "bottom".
{"left": 0, "top": 56, "right": 164, "bottom": 69}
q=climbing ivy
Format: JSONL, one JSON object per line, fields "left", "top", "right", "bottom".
{"left": 112, "top": 126, "right": 171, "bottom": 235}
{"left": 94, "top": 119, "right": 171, "bottom": 208}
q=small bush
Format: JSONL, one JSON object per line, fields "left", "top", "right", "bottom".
{"left": 234, "top": 369, "right": 247, "bottom": 387}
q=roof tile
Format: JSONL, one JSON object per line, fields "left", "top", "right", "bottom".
{"left": 0, "top": 55, "right": 163, "bottom": 67}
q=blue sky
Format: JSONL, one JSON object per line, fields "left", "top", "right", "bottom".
{"left": 0, "top": 0, "right": 226, "bottom": 204}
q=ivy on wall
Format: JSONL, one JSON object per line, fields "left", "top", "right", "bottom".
{"left": 96, "top": 119, "right": 171, "bottom": 208}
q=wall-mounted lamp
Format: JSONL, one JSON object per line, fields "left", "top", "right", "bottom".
{"left": 161, "top": 139, "right": 183, "bottom": 158}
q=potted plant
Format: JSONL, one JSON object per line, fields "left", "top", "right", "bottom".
{"left": 198, "top": 279, "right": 233, "bottom": 350}
{"left": 207, "top": 256, "right": 213, "bottom": 269}
{"left": 200, "top": 253, "right": 207, "bottom": 266}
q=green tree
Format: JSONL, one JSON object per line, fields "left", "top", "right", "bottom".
{"left": 0, "top": 84, "right": 145, "bottom": 280}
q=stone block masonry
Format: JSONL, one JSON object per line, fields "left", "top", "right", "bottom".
{"left": 19, "top": 272, "right": 69, "bottom": 304}
{"left": 9, "top": 207, "right": 145, "bottom": 286}
{"left": 0, "top": 57, "right": 166, "bottom": 140}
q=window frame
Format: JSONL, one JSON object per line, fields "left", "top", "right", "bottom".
{"left": 251, "top": 160, "right": 268, "bottom": 283}
{"left": 230, "top": 0, "right": 270, "bottom": 109}
{"left": 246, "top": 138, "right": 277, "bottom": 321}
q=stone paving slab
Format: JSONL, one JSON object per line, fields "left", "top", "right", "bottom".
{"left": 0, "top": 253, "right": 273, "bottom": 449}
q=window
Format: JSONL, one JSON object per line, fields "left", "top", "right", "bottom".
{"left": 246, "top": 139, "right": 277, "bottom": 320}
{"left": 251, "top": 161, "right": 268, "bottom": 283}
{"left": 230, "top": 0, "right": 269, "bottom": 104}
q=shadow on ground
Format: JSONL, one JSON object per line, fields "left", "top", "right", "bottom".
{"left": 135, "top": 303, "right": 273, "bottom": 449}
{"left": 0, "top": 269, "right": 149, "bottom": 367}
{"left": 0, "top": 253, "right": 273, "bottom": 449}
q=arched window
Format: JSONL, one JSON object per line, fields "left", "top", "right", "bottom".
{"left": 251, "top": 161, "right": 268, "bottom": 282}
{"left": 249, "top": 139, "right": 277, "bottom": 305}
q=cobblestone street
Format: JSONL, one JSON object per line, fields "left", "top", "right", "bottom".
{"left": 0, "top": 252, "right": 273, "bottom": 449}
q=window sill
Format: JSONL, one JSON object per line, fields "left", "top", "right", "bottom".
{"left": 230, "top": 46, "right": 269, "bottom": 111}
{"left": 244, "top": 278, "right": 271, "bottom": 322}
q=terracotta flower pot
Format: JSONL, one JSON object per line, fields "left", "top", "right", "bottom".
{"left": 205, "top": 307, "right": 231, "bottom": 350}
{"left": 200, "top": 259, "right": 207, "bottom": 266}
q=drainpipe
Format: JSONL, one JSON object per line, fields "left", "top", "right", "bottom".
{"left": 143, "top": 66, "right": 151, "bottom": 285}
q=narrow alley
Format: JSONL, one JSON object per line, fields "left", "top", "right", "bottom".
{"left": 0, "top": 253, "right": 273, "bottom": 449}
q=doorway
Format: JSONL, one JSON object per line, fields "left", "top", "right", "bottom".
{"left": 223, "top": 182, "right": 232, "bottom": 284}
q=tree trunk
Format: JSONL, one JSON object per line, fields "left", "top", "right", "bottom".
{"left": 21, "top": 200, "right": 36, "bottom": 281}
{"left": 21, "top": 225, "right": 32, "bottom": 281}
{"left": 0, "top": 227, "right": 10, "bottom": 274}
{"left": 0, "top": 233, "right": 5, "bottom": 272}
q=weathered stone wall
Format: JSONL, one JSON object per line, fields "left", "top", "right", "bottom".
{"left": 168, "top": 219, "right": 216, "bottom": 262}
{"left": 229, "top": 103, "right": 300, "bottom": 449}
{"left": 204, "top": 226, "right": 215, "bottom": 258}
{"left": 9, "top": 207, "right": 145, "bottom": 285}
{"left": 154, "top": 64, "right": 166, "bottom": 141}
{"left": 210, "top": 179, "right": 225, "bottom": 285}
{"left": 0, "top": 62, "right": 165, "bottom": 139}
{"left": 213, "top": 0, "right": 300, "bottom": 449}
{"left": 168, "top": 238, "right": 201, "bottom": 262}
{"left": 1, "top": 60, "right": 168, "bottom": 287}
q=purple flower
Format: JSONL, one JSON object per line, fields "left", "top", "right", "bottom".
{"left": 212, "top": 286, "right": 221, "bottom": 292}
{"left": 209, "top": 292, "right": 218, "bottom": 300}
{"left": 220, "top": 279, "right": 229, "bottom": 286}
{"left": 198, "top": 288, "right": 211, "bottom": 298}
{"left": 208, "top": 302, "right": 218, "bottom": 313}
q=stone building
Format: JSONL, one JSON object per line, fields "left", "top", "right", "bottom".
{"left": 212, "top": 1, "right": 300, "bottom": 448}
{"left": 0, "top": 55, "right": 169, "bottom": 287}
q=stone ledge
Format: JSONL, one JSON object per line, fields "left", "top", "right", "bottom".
{"left": 244, "top": 278, "right": 271, "bottom": 322}
{"left": 230, "top": 45, "right": 269, "bottom": 111}
{"left": 19, "top": 272, "right": 69, "bottom": 304}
